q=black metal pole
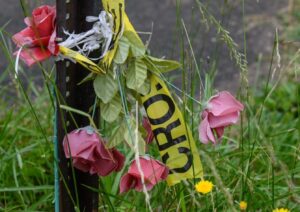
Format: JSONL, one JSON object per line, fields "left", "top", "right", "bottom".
{"left": 56, "top": 0, "right": 102, "bottom": 211}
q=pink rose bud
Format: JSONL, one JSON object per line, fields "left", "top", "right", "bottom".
{"left": 12, "top": 5, "right": 58, "bottom": 66}
{"left": 142, "top": 117, "right": 154, "bottom": 144}
{"left": 119, "top": 156, "right": 169, "bottom": 193}
{"left": 199, "top": 91, "right": 244, "bottom": 144}
{"left": 63, "top": 126, "right": 125, "bottom": 176}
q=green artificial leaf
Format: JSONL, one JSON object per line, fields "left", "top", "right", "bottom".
{"left": 137, "top": 79, "right": 151, "bottom": 95}
{"left": 108, "top": 118, "right": 146, "bottom": 154}
{"left": 108, "top": 123, "right": 126, "bottom": 148}
{"left": 143, "top": 55, "right": 181, "bottom": 73}
{"left": 78, "top": 72, "right": 96, "bottom": 85}
{"left": 126, "top": 59, "right": 147, "bottom": 91}
{"left": 123, "top": 118, "right": 145, "bottom": 155}
{"left": 93, "top": 71, "right": 118, "bottom": 104}
{"left": 123, "top": 31, "right": 146, "bottom": 57}
{"left": 114, "top": 36, "right": 130, "bottom": 64}
{"left": 100, "top": 95, "right": 122, "bottom": 123}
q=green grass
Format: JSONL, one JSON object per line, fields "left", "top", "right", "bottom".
{"left": 0, "top": 0, "right": 300, "bottom": 211}
{"left": 0, "top": 89, "right": 54, "bottom": 210}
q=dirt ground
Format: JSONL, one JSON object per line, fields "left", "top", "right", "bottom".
{"left": 0, "top": 0, "right": 287, "bottom": 92}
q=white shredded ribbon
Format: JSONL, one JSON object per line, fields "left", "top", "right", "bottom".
{"left": 134, "top": 101, "right": 153, "bottom": 212}
{"left": 59, "top": 11, "right": 114, "bottom": 61}
{"left": 14, "top": 46, "right": 23, "bottom": 79}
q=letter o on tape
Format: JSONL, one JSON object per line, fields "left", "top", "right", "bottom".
{"left": 143, "top": 94, "right": 175, "bottom": 125}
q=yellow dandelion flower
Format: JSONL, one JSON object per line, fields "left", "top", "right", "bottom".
{"left": 239, "top": 201, "right": 247, "bottom": 210}
{"left": 272, "top": 208, "right": 290, "bottom": 212}
{"left": 195, "top": 180, "right": 213, "bottom": 194}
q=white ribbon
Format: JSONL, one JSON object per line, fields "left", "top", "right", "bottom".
{"left": 59, "top": 11, "right": 114, "bottom": 61}
{"left": 14, "top": 46, "right": 23, "bottom": 79}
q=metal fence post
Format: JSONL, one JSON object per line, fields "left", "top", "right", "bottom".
{"left": 56, "top": 0, "right": 102, "bottom": 211}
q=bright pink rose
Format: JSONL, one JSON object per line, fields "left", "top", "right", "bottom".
{"left": 142, "top": 117, "right": 154, "bottom": 144}
{"left": 119, "top": 156, "right": 169, "bottom": 193}
{"left": 199, "top": 91, "right": 244, "bottom": 144}
{"left": 63, "top": 126, "right": 125, "bottom": 176}
{"left": 12, "top": 5, "right": 58, "bottom": 66}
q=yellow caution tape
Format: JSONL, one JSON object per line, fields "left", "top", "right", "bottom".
{"left": 102, "top": 0, "right": 125, "bottom": 41}
{"left": 101, "top": 0, "right": 125, "bottom": 70}
{"left": 124, "top": 14, "right": 141, "bottom": 41}
{"left": 101, "top": 0, "right": 143, "bottom": 70}
{"left": 141, "top": 74, "right": 203, "bottom": 186}
{"left": 59, "top": 46, "right": 105, "bottom": 74}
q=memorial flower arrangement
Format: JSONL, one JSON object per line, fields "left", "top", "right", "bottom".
{"left": 6, "top": 0, "right": 298, "bottom": 210}
{"left": 12, "top": 0, "right": 243, "bottom": 197}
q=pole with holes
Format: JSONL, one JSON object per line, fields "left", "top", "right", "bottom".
{"left": 55, "top": 0, "right": 102, "bottom": 211}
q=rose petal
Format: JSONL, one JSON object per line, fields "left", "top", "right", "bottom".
{"left": 120, "top": 157, "right": 168, "bottom": 193}
{"left": 73, "top": 158, "right": 93, "bottom": 172}
{"left": 142, "top": 117, "right": 154, "bottom": 144}
{"left": 120, "top": 173, "right": 137, "bottom": 193}
{"left": 96, "top": 140, "right": 114, "bottom": 161}
{"left": 24, "top": 17, "right": 33, "bottom": 27}
{"left": 16, "top": 47, "right": 51, "bottom": 66}
{"left": 111, "top": 148, "right": 125, "bottom": 172}
{"left": 63, "top": 130, "right": 99, "bottom": 158}
{"left": 92, "top": 145, "right": 118, "bottom": 176}
{"left": 74, "top": 142, "right": 98, "bottom": 161}
{"left": 134, "top": 175, "right": 155, "bottom": 192}
{"left": 90, "top": 157, "right": 117, "bottom": 176}
{"left": 208, "top": 91, "right": 244, "bottom": 116}
{"left": 31, "top": 5, "right": 56, "bottom": 37}
{"left": 208, "top": 111, "right": 240, "bottom": 128}
{"left": 93, "top": 140, "right": 125, "bottom": 176}
{"left": 214, "top": 127, "right": 224, "bottom": 140}
{"left": 199, "top": 111, "right": 216, "bottom": 144}
{"left": 48, "top": 29, "right": 58, "bottom": 55}
{"left": 160, "top": 162, "right": 169, "bottom": 179}
{"left": 144, "top": 159, "right": 168, "bottom": 185}
{"left": 12, "top": 29, "right": 34, "bottom": 47}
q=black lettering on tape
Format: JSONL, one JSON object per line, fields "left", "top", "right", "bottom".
{"left": 155, "top": 83, "right": 163, "bottom": 91}
{"left": 162, "top": 147, "right": 193, "bottom": 173}
{"left": 111, "top": 9, "right": 117, "bottom": 34}
{"left": 143, "top": 94, "right": 175, "bottom": 125}
{"left": 153, "top": 119, "right": 186, "bottom": 151}
{"left": 115, "top": 3, "right": 123, "bottom": 40}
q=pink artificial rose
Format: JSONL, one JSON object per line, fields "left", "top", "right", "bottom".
{"left": 63, "top": 126, "right": 125, "bottom": 176}
{"left": 199, "top": 91, "right": 244, "bottom": 144}
{"left": 119, "top": 156, "right": 169, "bottom": 193}
{"left": 142, "top": 117, "right": 154, "bottom": 144}
{"left": 12, "top": 5, "right": 58, "bottom": 66}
